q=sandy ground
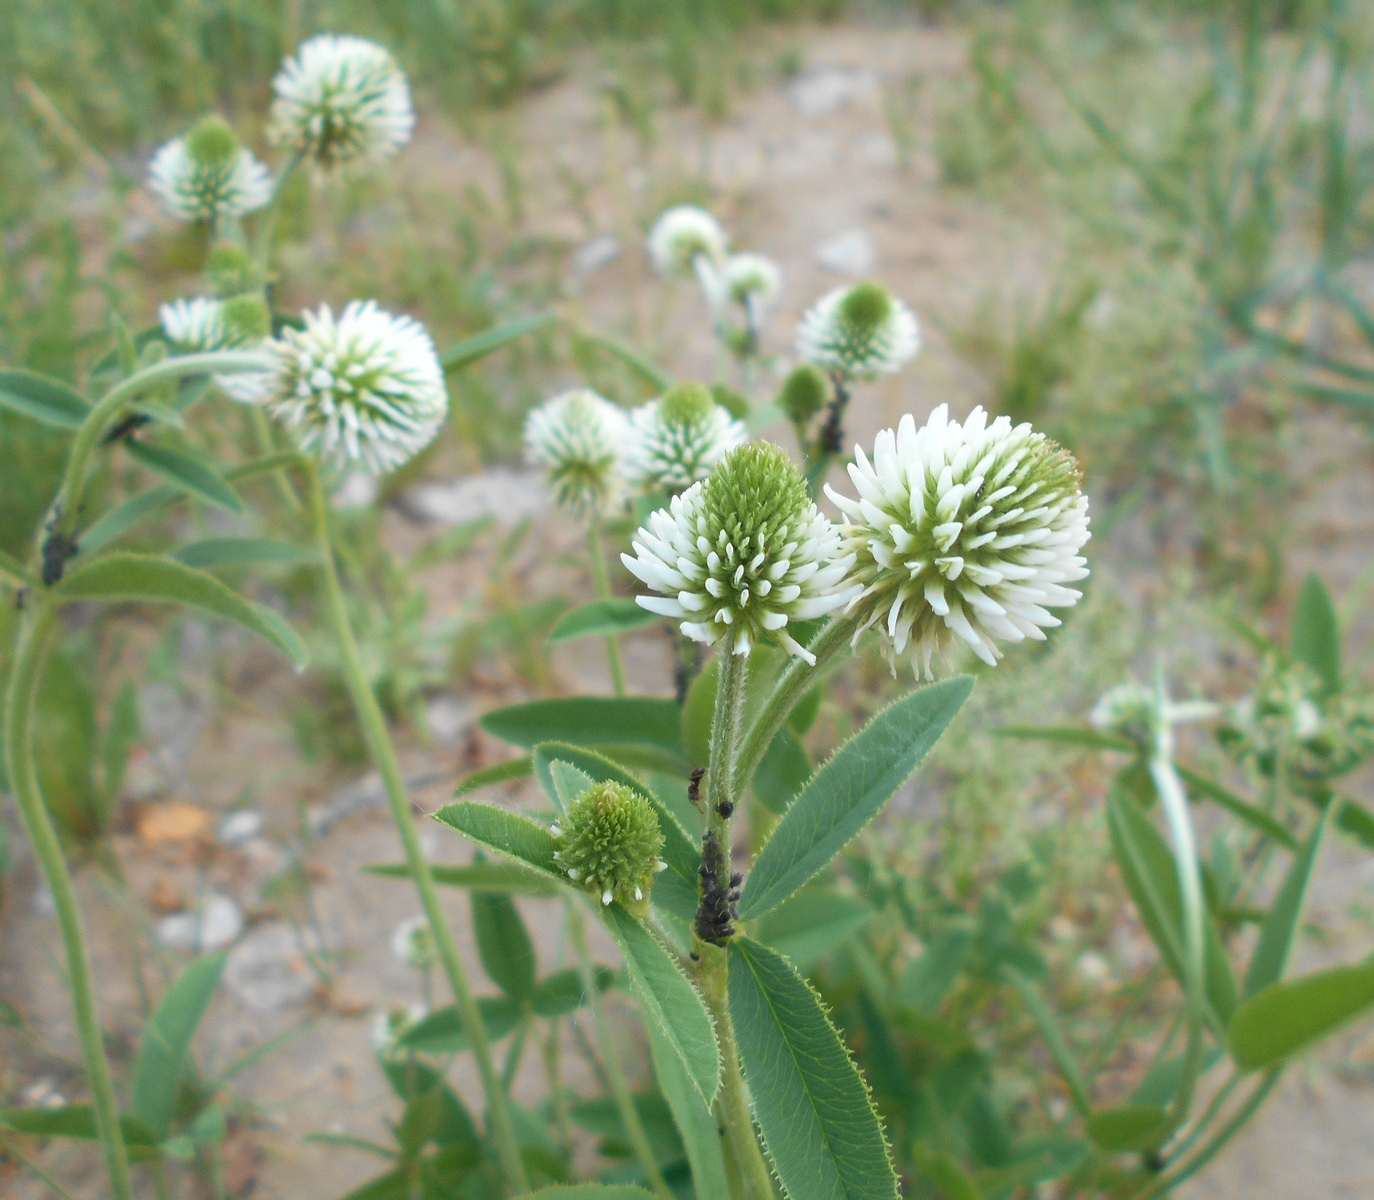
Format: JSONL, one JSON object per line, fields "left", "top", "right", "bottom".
{"left": 3, "top": 15, "right": 1374, "bottom": 1199}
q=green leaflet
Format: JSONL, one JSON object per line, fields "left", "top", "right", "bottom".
{"left": 643, "top": 1013, "right": 732, "bottom": 1198}
{"left": 126, "top": 440, "right": 244, "bottom": 513}
{"left": 132, "top": 953, "right": 226, "bottom": 1138}
{"left": 53, "top": 552, "right": 306, "bottom": 666}
{"left": 363, "top": 859, "right": 559, "bottom": 896}
{"left": 752, "top": 890, "right": 873, "bottom": 974}
{"left": 728, "top": 936, "right": 899, "bottom": 1200}
{"left": 439, "top": 311, "right": 553, "bottom": 372}
{"left": 482, "top": 697, "right": 687, "bottom": 774}
{"left": 0, "top": 1106, "right": 161, "bottom": 1158}
{"left": 453, "top": 756, "right": 534, "bottom": 796}
{"left": 1229, "top": 960, "right": 1374, "bottom": 1071}
{"left": 603, "top": 905, "right": 720, "bottom": 1104}
{"left": 1289, "top": 574, "right": 1340, "bottom": 694}
{"left": 0, "top": 367, "right": 89, "bottom": 428}
{"left": 1084, "top": 1104, "right": 1172, "bottom": 1153}
{"left": 432, "top": 802, "right": 565, "bottom": 884}
{"left": 472, "top": 891, "right": 537, "bottom": 1003}
{"left": 172, "top": 537, "right": 317, "bottom": 570}
{"left": 520, "top": 1187, "right": 656, "bottom": 1199}
{"left": 1244, "top": 802, "right": 1333, "bottom": 997}
{"left": 739, "top": 678, "right": 973, "bottom": 920}
{"left": 548, "top": 599, "right": 659, "bottom": 643}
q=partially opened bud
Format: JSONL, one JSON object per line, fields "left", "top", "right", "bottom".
{"left": 552, "top": 781, "right": 666, "bottom": 909}
{"left": 148, "top": 116, "right": 272, "bottom": 222}
{"left": 777, "top": 365, "right": 828, "bottom": 426}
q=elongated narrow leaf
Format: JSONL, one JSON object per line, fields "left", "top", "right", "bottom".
{"left": 740, "top": 679, "right": 972, "bottom": 919}
{"left": 644, "top": 1012, "right": 732, "bottom": 1198}
{"left": 1230, "top": 960, "right": 1374, "bottom": 1070}
{"left": 532, "top": 743, "right": 698, "bottom": 924}
{"left": 549, "top": 598, "right": 660, "bottom": 643}
{"left": 173, "top": 537, "right": 316, "bottom": 570}
{"left": 440, "top": 312, "right": 552, "bottom": 372}
{"left": 754, "top": 725, "right": 812, "bottom": 814}
{"left": 363, "top": 859, "right": 559, "bottom": 895}
{"left": 481, "top": 697, "right": 684, "bottom": 764}
{"left": 995, "top": 725, "right": 1136, "bottom": 752}
{"left": 0, "top": 368, "right": 88, "bottom": 428}
{"left": 53, "top": 553, "right": 306, "bottom": 666}
{"left": 545, "top": 760, "right": 595, "bottom": 814}
{"left": 472, "top": 891, "right": 537, "bottom": 1003}
{"left": 753, "top": 891, "right": 873, "bottom": 974}
{"left": 522, "top": 1187, "right": 656, "bottom": 1200}
{"left": 432, "top": 802, "right": 564, "bottom": 884}
{"left": 603, "top": 905, "right": 719, "bottom": 1103}
{"left": 0, "top": 1106, "right": 160, "bottom": 1152}
{"left": 399, "top": 996, "right": 525, "bottom": 1054}
{"left": 453, "top": 756, "right": 533, "bottom": 795}
{"left": 126, "top": 441, "right": 243, "bottom": 513}
{"left": 81, "top": 487, "right": 179, "bottom": 553}
{"left": 574, "top": 329, "right": 673, "bottom": 390}
{"left": 531, "top": 967, "right": 616, "bottom": 1018}
{"left": 1084, "top": 1104, "right": 1172, "bottom": 1153}
{"left": 1107, "top": 789, "right": 1237, "bottom": 1026}
{"left": 729, "top": 936, "right": 898, "bottom": 1200}
{"left": 1176, "top": 767, "right": 1297, "bottom": 849}
{"left": 132, "top": 953, "right": 226, "bottom": 1137}
{"left": 1290, "top": 575, "right": 1340, "bottom": 694}
{"left": 1245, "top": 805, "right": 1332, "bottom": 997}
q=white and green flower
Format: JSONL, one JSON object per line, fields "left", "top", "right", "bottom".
{"left": 148, "top": 117, "right": 271, "bottom": 222}
{"left": 524, "top": 388, "right": 629, "bottom": 515}
{"left": 647, "top": 205, "right": 729, "bottom": 278}
{"left": 796, "top": 281, "right": 920, "bottom": 380}
{"left": 624, "top": 383, "right": 748, "bottom": 493}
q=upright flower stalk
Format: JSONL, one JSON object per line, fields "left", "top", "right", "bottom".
{"left": 302, "top": 460, "right": 528, "bottom": 1192}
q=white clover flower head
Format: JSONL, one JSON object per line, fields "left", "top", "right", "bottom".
{"left": 827, "top": 404, "right": 1090, "bottom": 679}
{"left": 262, "top": 301, "right": 447, "bottom": 474}
{"left": 722, "top": 253, "right": 782, "bottom": 312}
{"left": 1090, "top": 680, "right": 1156, "bottom": 745}
{"left": 389, "top": 915, "right": 438, "bottom": 970}
{"left": 269, "top": 34, "right": 414, "bottom": 169}
{"left": 159, "top": 294, "right": 273, "bottom": 404}
{"left": 625, "top": 383, "right": 748, "bottom": 494}
{"left": 648, "top": 205, "right": 729, "bottom": 278}
{"left": 148, "top": 117, "right": 272, "bottom": 222}
{"left": 623, "top": 442, "right": 857, "bottom": 661}
{"left": 796, "top": 281, "right": 921, "bottom": 380}
{"left": 523, "top": 388, "right": 629, "bottom": 515}
{"left": 371, "top": 1004, "right": 426, "bottom": 1056}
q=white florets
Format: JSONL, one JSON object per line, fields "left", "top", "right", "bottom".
{"left": 389, "top": 915, "right": 438, "bottom": 970}
{"left": 648, "top": 206, "right": 729, "bottom": 278}
{"left": 159, "top": 297, "right": 272, "bottom": 404}
{"left": 524, "top": 389, "right": 630, "bottom": 515}
{"left": 827, "top": 404, "right": 1090, "bottom": 679}
{"left": 269, "top": 35, "right": 414, "bottom": 168}
{"left": 261, "top": 301, "right": 448, "bottom": 474}
{"left": 622, "top": 443, "right": 857, "bottom": 661}
{"left": 624, "top": 387, "right": 748, "bottom": 493}
{"left": 796, "top": 282, "right": 921, "bottom": 380}
{"left": 721, "top": 253, "right": 782, "bottom": 314}
{"left": 147, "top": 138, "right": 271, "bottom": 222}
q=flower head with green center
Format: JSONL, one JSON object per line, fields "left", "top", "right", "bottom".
{"left": 159, "top": 294, "right": 273, "bottom": 403}
{"left": 721, "top": 253, "right": 782, "bottom": 311}
{"left": 148, "top": 117, "right": 272, "bottom": 222}
{"left": 389, "top": 915, "right": 438, "bottom": 970}
{"left": 1090, "top": 680, "right": 1157, "bottom": 746}
{"left": 524, "top": 388, "right": 629, "bottom": 515}
{"left": 551, "top": 781, "right": 666, "bottom": 907}
{"left": 625, "top": 383, "right": 748, "bottom": 493}
{"left": 778, "top": 365, "right": 828, "bottom": 425}
{"left": 796, "top": 281, "right": 920, "bottom": 380}
{"left": 827, "top": 404, "right": 1090, "bottom": 679}
{"left": 647, "top": 205, "right": 729, "bottom": 278}
{"left": 261, "top": 300, "right": 447, "bottom": 473}
{"left": 269, "top": 34, "right": 414, "bottom": 169}
{"left": 623, "top": 442, "right": 857, "bottom": 661}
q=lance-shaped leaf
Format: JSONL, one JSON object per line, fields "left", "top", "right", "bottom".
{"left": 0, "top": 368, "right": 89, "bottom": 428}
{"left": 739, "top": 678, "right": 972, "bottom": 920}
{"left": 729, "top": 936, "right": 899, "bottom": 1200}
{"left": 440, "top": 311, "right": 553, "bottom": 372}
{"left": 549, "top": 599, "right": 660, "bottom": 643}
{"left": 364, "top": 859, "right": 559, "bottom": 896}
{"left": 53, "top": 553, "right": 306, "bottom": 666}
{"left": 1290, "top": 575, "right": 1340, "bottom": 694}
{"left": 0, "top": 1106, "right": 161, "bottom": 1158}
{"left": 481, "top": 697, "right": 686, "bottom": 773}
{"left": 603, "top": 905, "right": 720, "bottom": 1104}
{"left": 1230, "top": 959, "right": 1374, "bottom": 1071}
{"left": 453, "top": 756, "right": 533, "bottom": 796}
{"left": 132, "top": 954, "right": 227, "bottom": 1138}
{"left": 522, "top": 1187, "right": 656, "bottom": 1200}
{"left": 432, "top": 802, "right": 564, "bottom": 885}
{"left": 126, "top": 441, "right": 243, "bottom": 513}
{"left": 472, "top": 891, "right": 537, "bottom": 1003}
{"left": 1244, "top": 803, "right": 1333, "bottom": 997}
{"left": 172, "top": 537, "right": 316, "bottom": 570}
{"left": 644, "top": 1013, "right": 732, "bottom": 1198}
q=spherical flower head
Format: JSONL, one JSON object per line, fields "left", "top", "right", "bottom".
{"left": 371, "top": 1004, "right": 426, "bottom": 1057}
{"left": 796, "top": 281, "right": 921, "bottom": 381}
{"left": 552, "top": 781, "right": 666, "bottom": 908}
{"left": 523, "top": 388, "right": 629, "bottom": 515}
{"left": 269, "top": 34, "right": 414, "bottom": 169}
{"left": 778, "top": 365, "right": 828, "bottom": 425}
{"left": 648, "top": 205, "right": 729, "bottom": 278}
{"left": 160, "top": 297, "right": 231, "bottom": 352}
{"left": 828, "top": 405, "right": 1090, "bottom": 679}
{"left": 261, "top": 300, "right": 448, "bottom": 474}
{"left": 625, "top": 383, "right": 749, "bottom": 493}
{"left": 147, "top": 117, "right": 272, "bottom": 222}
{"left": 159, "top": 295, "right": 272, "bottom": 404}
{"left": 390, "top": 915, "right": 438, "bottom": 970}
{"left": 722, "top": 253, "right": 782, "bottom": 312}
{"left": 1090, "top": 680, "right": 1156, "bottom": 746}
{"left": 623, "top": 442, "right": 857, "bottom": 661}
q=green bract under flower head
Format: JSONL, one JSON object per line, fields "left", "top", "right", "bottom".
{"left": 524, "top": 388, "right": 629, "bottom": 515}
{"left": 778, "top": 365, "right": 828, "bottom": 424}
{"left": 623, "top": 442, "right": 857, "bottom": 661}
{"left": 148, "top": 121, "right": 272, "bottom": 223}
{"left": 625, "top": 383, "right": 748, "bottom": 493}
{"left": 796, "top": 281, "right": 921, "bottom": 380}
{"left": 552, "top": 781, "right": 666, "bottom": 907}
{"left": 827, "top": 405, "right": 1090, "bottom": 679}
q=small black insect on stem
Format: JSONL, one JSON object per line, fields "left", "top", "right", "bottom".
{"left": 99, "top": 412, "right": 151, "bottom": 446}
{"left": 13, "top": 587, "right": 28, "bottom": 612}
{"left": 40, "top": 508, "right": 79, "bottom": 586}
{"left": 815, "top": 370, "right": 852, "bottom": 457}
{"left": 695, "top": 830, "right": 742, "bottom": 947}
{"left": 688, "top": 766, "right": 706, "bottom": 810}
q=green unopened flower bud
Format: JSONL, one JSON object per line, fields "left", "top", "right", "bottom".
{"left": 778, "top": 365, "right": 828, "bottom": 425}
{"left": 660, "top": 382, "right": 715, "bottom": 426}
{"left": 206, "top": 243, "right": 262, "bottom": 296}
{"left": 186, "top": 116, "right": 240, "bottom": 167}
{"left": 221, "top": 292, "right": 272, "bottom": 343}
{"left": 551, "top": 781, "right": 666, "bottom": 908}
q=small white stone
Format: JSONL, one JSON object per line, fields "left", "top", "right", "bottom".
{"left": 218, "top": 810, "right": 265, "bottom": 847}
{"left": 572, "top": 233, "right": 621, "bottom": 275}
{"left": 815, "top": 228, "right": 876, "bottom": 276}
{"left": 156, "top": 892, "right": 245, "bottom": 952}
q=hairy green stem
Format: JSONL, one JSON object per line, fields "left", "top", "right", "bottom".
{"left": 53, "top": 351, "right": 273, "bottom": 546}
{"left": 303, "top": 462, "right": 528, "bottom": 1194}
{"left": 587, "top": 517, "right": 627, "bottom": 696}
{"left": 732, "top": 616, "right": 854, "bottom": 796}
{"left": 252, "top": 147, "right": 306, "bottom": 267}
{"left": 3, "top": 602, "right": 133, "bottom": 1200}
{"left": 568, "top": 905, "right": 673, "bottom": 1200}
